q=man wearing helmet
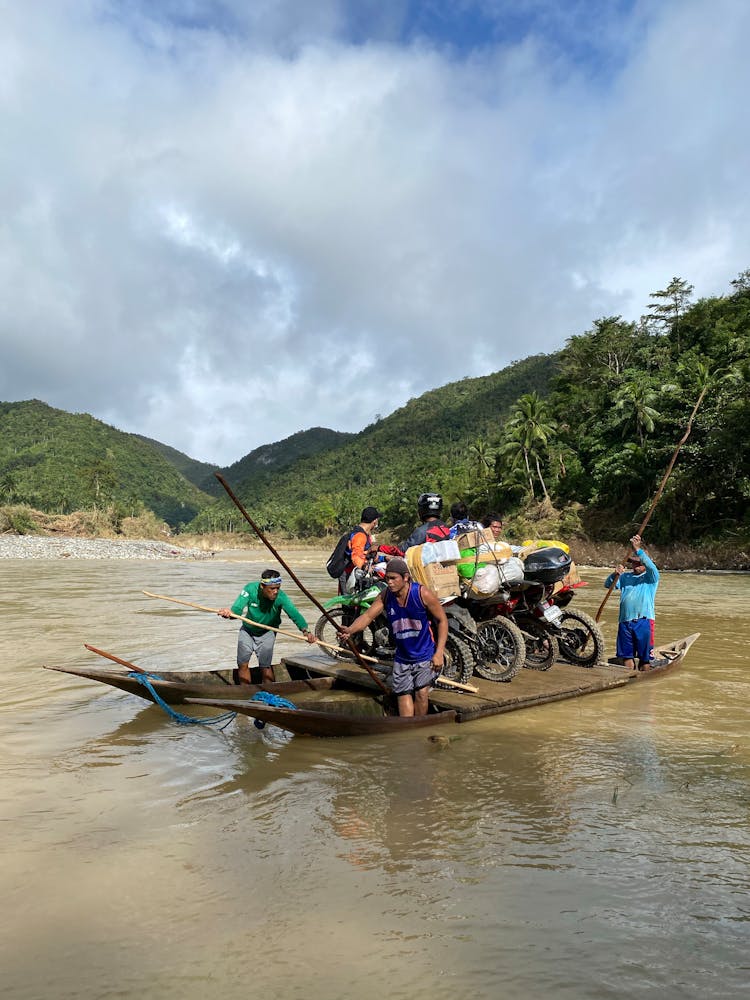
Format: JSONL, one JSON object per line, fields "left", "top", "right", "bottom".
{"left": 400, "top": 492, "right": 450, "bottom": 551}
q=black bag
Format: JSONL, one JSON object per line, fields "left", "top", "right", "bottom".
{"left": 325, "top": 526, "right": 365, "bottom": 578}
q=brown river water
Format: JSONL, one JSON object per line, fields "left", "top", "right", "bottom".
{"left": 1, "top": 551, "right": 748, "bottom": 1000}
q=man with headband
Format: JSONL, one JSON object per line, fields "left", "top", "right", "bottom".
{"left": 339, "top": 557, "right": 448, "bottom": 717}
{"left": 218, "top": 568, "right": 315, "bottom": 684}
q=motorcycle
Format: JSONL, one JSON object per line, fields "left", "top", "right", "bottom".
{"left": 313, "top": 567, "right": 477, "bottom": 685}
{"left": 486, "top": 547, "right": 606, "bottom": 669}
{"left": 443, "top": 602, "right": 526, "bottom": 683}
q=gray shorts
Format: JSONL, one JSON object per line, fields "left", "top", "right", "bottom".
{"left": 391, "top": 659, "right": 436, "bottom": 696}
{"left": 237, "top": 628, "right": 276, "bottom": 668}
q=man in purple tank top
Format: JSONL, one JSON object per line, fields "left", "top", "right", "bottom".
{"left": 339, "top": 558, "right": 448, "bottom": 717}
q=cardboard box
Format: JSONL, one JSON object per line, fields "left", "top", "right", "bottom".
{"left": 423, "top": 561, "right": 460, "bottom": 598}
{"left": 456, "top": 527, "right": 496, "bottom": 550}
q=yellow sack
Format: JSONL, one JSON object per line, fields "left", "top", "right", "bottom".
{"left": 521, "top": 538, "right": 570, "bottom": 554}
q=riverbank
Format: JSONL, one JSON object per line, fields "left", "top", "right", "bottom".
{"left": 0, "top": 535, "right": 215, "bottom": 560}
{"left": 0, "top": 530, "right": 747, "bottom": 570}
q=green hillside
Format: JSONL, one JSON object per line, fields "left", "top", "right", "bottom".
{"left": 191, "top": 269, "right": 750, "bottom": 544}
{"left": 191, "top": 353, "right": 556, "bottom": 535}
{"left": 3, "top": 268, "right": 747, "bottom": 546}
{"left": 0, "top": 400, "right": 211, "bottom": 526}
{"left": 203, "top": 427, "right": 356, "bottom": 496}
{"left": 134, "top": 435, "right": 216, "bottom": 490}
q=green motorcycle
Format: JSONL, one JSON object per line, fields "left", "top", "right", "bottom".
{"left": 314, "top": 572, "right": 476, "bottom": 684}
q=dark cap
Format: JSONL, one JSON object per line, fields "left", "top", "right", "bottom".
{"left": 361, "top": 506, "right": 380, "bottom": 522}
{"left": 386, "top": 557, "right": 408, "bottom": 576}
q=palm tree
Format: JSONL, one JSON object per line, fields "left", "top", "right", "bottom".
{"left": 614, "top": 379, "right": 660, "bottom": 447}
{"left": 1, "top": 472, "right": 18, "bottom": 503}
{"left": 501, "top": 393, "right": 557, "bottom": 502}
{"left": 470, "top": 437, "right": 494, "bottom": 480}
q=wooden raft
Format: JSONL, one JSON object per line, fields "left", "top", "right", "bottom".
{"left": 282, "top": 652, "right": 634, "bottom": 723}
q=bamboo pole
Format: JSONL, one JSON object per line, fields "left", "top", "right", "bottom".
{"left": 143, "top": 590, "right": 478, "bottom": 694}
{"left": 595, "top": 384, "right": 709, "bottom": 622}
{"left": 214, "top": 473, "right": 389, "bottom": 693}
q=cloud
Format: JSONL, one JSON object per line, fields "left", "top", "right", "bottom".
{"left": 0, "top": 0, "right": 748, "bottom": 464}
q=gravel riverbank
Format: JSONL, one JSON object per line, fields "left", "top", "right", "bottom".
{"left": 0, "top": 535, "right": 215, "bottom": 560}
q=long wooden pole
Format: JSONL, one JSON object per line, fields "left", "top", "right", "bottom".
{"left": 144, "top": 590, "right": 361, "bottom": 659}
{"left": 143, "top": 591, "right": 478, "bottom": 692}
{"left": 214, "top": 474, "right": 389, "bottom": 693}
{"left": 595, "top": 384, "right": 709, "bottom": 622}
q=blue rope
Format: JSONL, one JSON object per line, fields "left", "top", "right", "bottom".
{"left": 129, "top": 672, "right": 237, "bottom": 729}
{"left": 249, "top": 691, "right": 298, "bottom": 730}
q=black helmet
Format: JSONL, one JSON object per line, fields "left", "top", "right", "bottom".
{"left": 417, "top": 492, "right": 443, "bottom": 519}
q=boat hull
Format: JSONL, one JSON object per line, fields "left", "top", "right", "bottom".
{"left": 43, "top": 663, "right": 338, "bottom": 705}
{"left": 185, "top": 697, "right": 458, "bottom": 737}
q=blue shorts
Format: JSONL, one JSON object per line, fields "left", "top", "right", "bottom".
{"left": 391, "top": 659, "right": 436, "bottom": 696}
{"left": 616, "top": 618, "right": 654, "bottom": 663}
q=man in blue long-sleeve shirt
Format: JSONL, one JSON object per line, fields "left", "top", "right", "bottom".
{"left": 604, "top": 534, "right": 666, "bottom": 670}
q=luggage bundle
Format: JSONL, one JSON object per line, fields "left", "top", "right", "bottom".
{"left": 406, "top": 531, "right": 579, "bottom": 602}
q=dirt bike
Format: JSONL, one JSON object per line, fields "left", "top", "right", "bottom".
{"left": 496, "top": 553, "right": 605, "bottom": 669}
{"left": 458, "top": 546, "right": 605, "bottom": 671}
{"left": 313, "top": 570, "right": 477, "bottom": 685}
{"left": 442, "top": 602, "right": 526, "bottom": 683}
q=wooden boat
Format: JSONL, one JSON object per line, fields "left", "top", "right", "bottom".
{"left": 187, "top": 633, "right": 700, "bottom": 738}
{"left": 42, "top": 662, "right": 344, "bottom": 706}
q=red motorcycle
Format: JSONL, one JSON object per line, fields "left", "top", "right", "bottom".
{"left": 466, "top": 547, "right": 606, "bottom": 670}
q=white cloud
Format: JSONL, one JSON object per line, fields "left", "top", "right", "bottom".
{"left": 0, "top": 0, "right": 748, "bottom": 463}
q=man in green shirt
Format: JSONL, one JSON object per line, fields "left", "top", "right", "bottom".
{"left": 218, "top": 569, "right": 315, "bottom": 683}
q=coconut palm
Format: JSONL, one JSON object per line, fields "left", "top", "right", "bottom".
{"left": 501, "top": 393, "right": 557, "bottom": 502}
{"left": 614, "top": 378, "right": 660, "bottom": 446}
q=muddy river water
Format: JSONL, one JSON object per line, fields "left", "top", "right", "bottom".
{"left": 1, "top": 552, "right": 748, "bottom": 1000}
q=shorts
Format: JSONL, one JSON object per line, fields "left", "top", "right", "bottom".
{"left": 616, "top": 618, "right": 654, "bottom": 663}
{"left": 391, "top": 659, "right": 436, "bottom": 696}
{"left": 237, "top": 628, "right": 276, "bottom": 668}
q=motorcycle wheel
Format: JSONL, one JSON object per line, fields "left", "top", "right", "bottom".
{"left": 474, "top": 616, "right": 526, "bottom": 682}
{"left": 439, "top": 634, "right": 475, "bottom": 686}
{"left": 521, "top": 619, "right": 558, "bottom": 671}
{"left": 557, "top": 610, "right": 606, "bottom": 667}
{"left": 313, "top": 608, "right": 382, "bottom": 661}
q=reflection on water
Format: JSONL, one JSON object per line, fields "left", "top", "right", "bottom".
{"left": 1, "top": 555, "right": 749, "bottom": 999}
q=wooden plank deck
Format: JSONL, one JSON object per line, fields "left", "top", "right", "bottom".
{"left": 282, "top": 652, "right": 635, "bottom": 723}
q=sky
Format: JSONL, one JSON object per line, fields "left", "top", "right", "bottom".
{"left": 1, "top": 0, "right": 749, "bottom": 465}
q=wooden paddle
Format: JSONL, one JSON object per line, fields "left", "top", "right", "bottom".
{"left": 214, "top": 473, "right": 390, "bottom": 694}
{"left": 143, "top": 590, "right": 478, "bottom": 693}
{"left": 595, "top": 382, "right": 710, "bottom": 623}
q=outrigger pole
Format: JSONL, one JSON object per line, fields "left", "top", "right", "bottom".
{"left": 595, "top": 382, "right": 710, "bottom": 623}
{"left": 214, "top": 473, "right": 390, "bottom": 694}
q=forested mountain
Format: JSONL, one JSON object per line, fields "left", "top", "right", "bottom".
{"left": 202, "top": 427, "right": 357, "bottom": 496}
{"left": 0, "top": 401, "right": 211, "bottom": 526}
{"left": 190, "top": 353, "right": 556, "bottom": 534}
{"left": 190, "top": 269, "right": 750, "bottom": 544}
{"left": 133, "top": 435, "right": 215, "bottom": 490}
{"left": 3, "top": 269, "right": 748, "bottom": 544}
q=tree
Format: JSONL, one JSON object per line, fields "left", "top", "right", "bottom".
{"left": 501, "top": 393, "right": 557, "bottom": 502}
{"left": 0, "top": 472, "right": 18, "bottom": 503}
{"left": 646, "top": 277, "right": 694, "bottom": 350}
{"left": 613, "top": 377, "right": 661, "bottom": 447}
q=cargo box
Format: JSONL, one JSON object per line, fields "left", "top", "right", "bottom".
{"left": 455, "top": 527, "right": 496, "bottom": 550}
{"left": 423, "top": 562, "right": 460, "bottom": 598}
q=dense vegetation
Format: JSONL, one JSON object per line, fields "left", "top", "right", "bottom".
{"left": 2, "top": 269, "right": 747, "bottom": 546}
{"left": 199, "top": 427, "right": 357, "bottom": 496}
{"left": 191, "top": 269, "right": 750, "bottom": 544}
{"left": 189, "top": 353, "right": 556, "bottom": 535}
{"left": 0, "top": 401, "right": 211, "bottom": 527}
